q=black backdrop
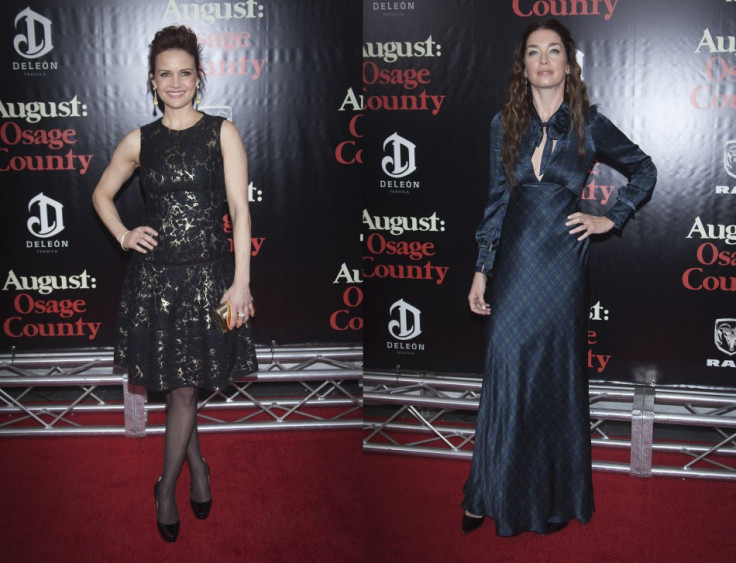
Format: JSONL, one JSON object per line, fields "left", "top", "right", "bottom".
{"left": 1, "top": 0, "right": 363, "bottom": 351}
{"left": 2, "top": 0, "right": 735, "bottom": 389}
{"left": 362, "top": 0, "right": 736, "bottom": 388}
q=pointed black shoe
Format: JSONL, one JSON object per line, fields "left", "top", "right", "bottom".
{"left": 461, "top": 513, "right": 485, "bottom": 534}
{"left": 154, "top": 478, "right": 180, "bottom": 542}
{"left": 541, "top": 521, "right": 568, "bottom": 536}
{"left": 190, "top": 458, "right": 212, "bottom": 520}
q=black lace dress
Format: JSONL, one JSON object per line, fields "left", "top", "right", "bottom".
{"left": 114, "top": 114, "right": 258, "bottom": 391}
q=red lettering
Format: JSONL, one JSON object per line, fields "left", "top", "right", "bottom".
{"left": 587, "top": 330, "right": 597, "bottom": 345}
{"left": 329, "top": 309, "right": 363, "bottom": 331}
{"left": 362, "top": 61, "right": 431, "bottom": 90}
{"left": 512, "top": 0, "right": 610, "bottom": 18}
{"left": 696, "top": 242, "right": 736, "bottom": 266}
{"left": 334, "top": 140, "right": 363, "bottom": 165}
{"left": 342, "top": 286, "right": 363, "bottom": 308}
{"left": 0, "top": 121, "right": 76, "bottom": 150}
{"left": 348, "top": 114, "right": 363, "bottom": 138}
{"left": 13, "top": 293, "right": 86, "bottom": 319}
{"left": 366, "top": 232, "right": 435, "bottom": 260}
{"left": 697, "top": 242, "right": 719, "bottom": 265}
{"left": 682, "top": 267, "right": 736, "bottom": 291}
{"left": 196, "top": 31, "right": 252, "bottom": 51}
{"left": 512, "top": 0, "right": 533, "bottom": 16}
{"left": 691, "top": 83, "right": 736, "bottom": 110}
{"left": 330, "top": 286, "right": 363, "bottom": 331}
{"left": 705, "top": 56, "right": 736, "bottom": 83}
{"left": 3, "top": 317, "right": 22, "bottom": 337}
{"left": 0, "top": 121, "right": 21, "bottom": 145}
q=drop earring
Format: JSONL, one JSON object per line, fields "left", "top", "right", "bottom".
{"left": 195, "top": 83, "right": 201, "bottom": 109}
{"left": 152, "top": 88, "right": 158, "bottom": 116}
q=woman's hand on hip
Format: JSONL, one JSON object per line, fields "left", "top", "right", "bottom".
{"left": 468, "top": 272, "right": 491, "bottom": 316}
{"left": 122, "top": 226, "right": 158, "bottom": 253}
{"left": 566, "top": 212, "right": 615, "bottom": 241}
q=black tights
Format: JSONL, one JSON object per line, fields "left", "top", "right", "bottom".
{"left": 155, "top": 387, "right": 211, "bottom": 524}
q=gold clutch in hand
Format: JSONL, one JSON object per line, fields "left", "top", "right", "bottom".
{"left": 213, "top": 302, "right": 231, "bottom": 334}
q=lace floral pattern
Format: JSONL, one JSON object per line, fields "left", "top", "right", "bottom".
{"left": 114, "top": 114, "right": 258, "bottom": 391}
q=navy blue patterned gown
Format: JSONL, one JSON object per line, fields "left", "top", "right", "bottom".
{"left": 462, "top": 103, "right": 656, "bottom": 536}
{"left": 114, "top": 114, "right": 258, "bottom": 392}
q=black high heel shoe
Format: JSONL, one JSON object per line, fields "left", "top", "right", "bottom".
{"left": 154, "top": 478, "right": 180, "bottom": 542}
{"left": 190, "top": 458, "right": 212, "bottom": 520}
{"left": 461, "top": 512, "right": 485, "bottom": 534}
{"left": 541, "top": 521, "right": 568, "bottom": 536}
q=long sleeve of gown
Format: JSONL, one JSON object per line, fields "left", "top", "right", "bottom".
{"left": 590, "top": 110, "right": 657, "bottom": 230}
{"left": 475, "top": 113, "right": 510, "bottom": 274}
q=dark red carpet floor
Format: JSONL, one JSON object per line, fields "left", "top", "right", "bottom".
{"left": 363, "top": 453, "right": 736, "bottom": 562}
{"left": 0, "top": 431, "right": 362, "bottom": 562}
{"left": 3, "top": 434, "right": 736, "bottom": 562}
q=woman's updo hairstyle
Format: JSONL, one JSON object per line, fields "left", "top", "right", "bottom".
{"left": 147, "top": 25, "right": 205, "bottom": 101}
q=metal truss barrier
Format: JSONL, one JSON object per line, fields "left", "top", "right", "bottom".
{"left": 0, "top": 346, "right": 362, "bottom": 437}
{"left": 363, "top": 371, "right": 736, "bottom": 481}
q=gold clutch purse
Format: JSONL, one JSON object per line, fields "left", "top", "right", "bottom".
{"left": 213, "top": 302, "right": 231, "bottom": 334}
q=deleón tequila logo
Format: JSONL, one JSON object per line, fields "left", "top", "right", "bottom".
{"left": 14, "top": 8, "right": 53, "bottom": 60}
{"left": 388, "top": 298, "right": 421, "bottom": 340}
{"left": 382, "top": 132, "right": 416, "bottom": 178}
{"left": 27, "top": 193, "right": 64, "bottom": 238}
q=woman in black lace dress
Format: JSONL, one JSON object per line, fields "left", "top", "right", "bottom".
{"left": 92, "top": 26, "right": 258, "bottom": 542}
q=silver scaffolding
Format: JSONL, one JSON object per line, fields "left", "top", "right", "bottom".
{"left": 0, "top": 345, "right": 362, "bottom": 437}
{"left": 364, "top": 370, "right": 736, "bottom": 481}
{"left": 5, "top": 352, "right": 736, "bottom": 481}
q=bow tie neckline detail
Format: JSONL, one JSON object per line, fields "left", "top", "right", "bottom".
{"left": 533, "top": 103, "right": 570, "bottom": 147}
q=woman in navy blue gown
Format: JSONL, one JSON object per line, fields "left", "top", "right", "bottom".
{"left": 461, "top": 19, "right": 656, "bottom": 536}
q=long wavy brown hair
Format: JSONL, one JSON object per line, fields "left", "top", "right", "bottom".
{"left": 501, "top": 19, "right": 590, "bottom": 186}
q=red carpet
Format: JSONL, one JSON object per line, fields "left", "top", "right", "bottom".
{"left": 3, "top": 436, "right": 736, "bottom": 562}
{"left": 363, "top": 452, "right": 736, "bottom": 562}
{"left": 0, "top": 431, "right": 362, "bottom": 562}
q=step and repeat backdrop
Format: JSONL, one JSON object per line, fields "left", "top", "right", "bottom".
{"left": 362, "top": 0, "right": 736, "bottom": 388}
{"left": 1, "top": 0, "right": 363, "bottom": 350}
{"left": 2, "top": 1, "right": 734, "bottom": 390}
